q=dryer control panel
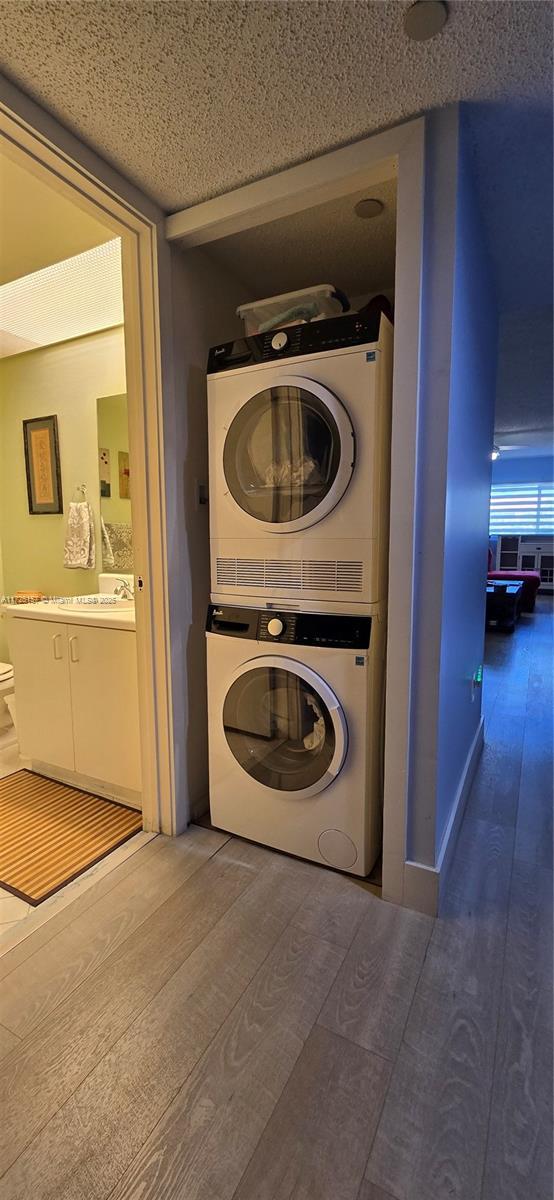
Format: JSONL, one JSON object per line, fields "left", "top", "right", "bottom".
{"left": 207, "top": 605, "right": 371, "bottom": 649}
{"left": 207, "top": 310, "right": 384, "bottom": 374}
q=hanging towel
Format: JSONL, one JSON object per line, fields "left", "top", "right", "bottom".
{"left": 100, "top": 516, "right": 115, "bottom": 568}
{"left": 64, "top": 501, "right": 95, "bottom": 569}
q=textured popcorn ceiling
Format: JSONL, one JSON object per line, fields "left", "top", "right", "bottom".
{"left": 208, "top": 178, "right": 397, "bottom": 301}
{"left": 1, "top": 0, "right": 552, "bottom": 310}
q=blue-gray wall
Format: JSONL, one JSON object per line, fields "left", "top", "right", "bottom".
{"left": 408, "top": 107, "right": 458, "bottom": 867}
{"left": 436, "top": 118, "right": 498, "bottom": 853}
{"left": 408, "top": 107, "right": 498, "bottom": 869}
{"left": 492, "top": 454, "right": 553, "bottom": 485}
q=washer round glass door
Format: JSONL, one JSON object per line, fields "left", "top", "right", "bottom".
{"left": 223, "top": 374, "right": 355, "bottom": 532}
{"left": 222, "top": 656, "right": 347, "bottom": 798}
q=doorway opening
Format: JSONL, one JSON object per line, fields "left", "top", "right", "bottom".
{"left": 0, "top": 118, "right": 171, "bottom": 949}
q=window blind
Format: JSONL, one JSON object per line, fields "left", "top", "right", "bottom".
{"left": 490, "top": 483, "right": 554, "bottom": 534}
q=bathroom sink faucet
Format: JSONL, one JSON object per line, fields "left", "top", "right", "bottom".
{"left": 113, "top": 578, "right": 135, "bottom": 600}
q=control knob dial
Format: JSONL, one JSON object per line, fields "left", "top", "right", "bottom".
{"left": 267, "top": 617, "right": 285, "bottom": 638}
{"left": 271, "top": 331, "right": 288, "bottom": 352}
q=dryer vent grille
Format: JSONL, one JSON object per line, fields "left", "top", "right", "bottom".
{"left": 216, "top": 557, "right": 364, "bottom": 593}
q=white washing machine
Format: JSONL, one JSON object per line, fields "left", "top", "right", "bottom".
{"left": 207, "top": 311, "right": 393, "bottom": 612}
{"left": 206, "top": 602, "right": 385, "bottom": 876}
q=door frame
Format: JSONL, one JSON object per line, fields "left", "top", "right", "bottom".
{"left": 0, "top": 100, "right": 175, "bottom": 834}
{"left": 167, "top": 118, "right": 425, "bottom": 905}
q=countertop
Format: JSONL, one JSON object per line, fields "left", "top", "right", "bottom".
{"left": 1, "top": 599, "right": 136, "bottom": 631}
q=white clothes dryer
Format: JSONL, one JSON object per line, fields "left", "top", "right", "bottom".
{"left": 206, "top": 602, "right": 385, "bottom": 876}
{"left": 207, "top": 311, "right": 393, "bottom": 611}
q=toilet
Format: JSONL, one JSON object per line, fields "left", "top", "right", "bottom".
{"left": 0, "top": 662, "right": 16, "bottom": 732}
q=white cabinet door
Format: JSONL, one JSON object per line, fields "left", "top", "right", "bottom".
{"left": 8, "top": 618, "right": 75, "bottom": 770}
{"left": 69, "top": 626, "right": 141, "bottom": 792}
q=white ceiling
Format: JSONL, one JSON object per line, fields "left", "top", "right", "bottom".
{"left": 207, "top": 178, "right": 397, "bottom": 302}
{"left": 0, "top": 147, "right": 113, "bottom": 284}
{"left": 0, "top": 1, "right": 552, "bottom": 312}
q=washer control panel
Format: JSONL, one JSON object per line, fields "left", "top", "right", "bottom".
{"left": 207, "top": 605, "right": 371, "bottom": 649}
{"left": 258, "top": 611, "right": 297, "bottom": 644}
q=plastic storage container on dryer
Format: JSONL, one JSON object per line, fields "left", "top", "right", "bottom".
{"left": 237, "top": 285, "right": 348, "bottom": 336}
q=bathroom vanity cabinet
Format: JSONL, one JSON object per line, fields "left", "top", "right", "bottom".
{"left": 7, "top": 615, "right": 141, "bottom": 803}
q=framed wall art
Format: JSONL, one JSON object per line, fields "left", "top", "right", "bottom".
{"left": 23, "top": 415, "right": 63, "bottom": 514}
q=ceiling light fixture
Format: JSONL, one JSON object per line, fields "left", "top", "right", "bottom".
{"left": 354, "top": 198, "right": 384, "bottom": 220}
{"left": 404, "top": 1, "right": 448, "bottom": 42}
{"left": 0, "top": 239, "right": 123, "bottom": 357}
{"left": 490, "top": 445, "right": 501, "bottom": 461}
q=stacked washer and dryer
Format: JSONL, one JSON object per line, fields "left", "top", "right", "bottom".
{"left": 205, "top": 308, "right": 393, "bottom": 876}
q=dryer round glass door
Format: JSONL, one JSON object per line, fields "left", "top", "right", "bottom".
{"left": 222, "top": 657, "right": 348, "bottom": 798}
{"left": 222, "top": 374, "right": 355, "bottom": 532}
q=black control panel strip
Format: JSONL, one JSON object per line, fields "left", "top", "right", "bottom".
{"left": 207, "top": 604, "right": 371, "bottom": 650}
{"left": 207, "top": 309, "right": 383, "bottom": 375}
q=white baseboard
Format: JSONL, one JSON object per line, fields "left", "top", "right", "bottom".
{"left": 402, "top": 716, "right": 485, "bottom": 916}
{"left": 436, "top": 714, "right": 484, "bottom": 901}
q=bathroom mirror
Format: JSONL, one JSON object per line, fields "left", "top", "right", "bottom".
{"left": 96, "top": 393, "right": 133, "bottom": 572}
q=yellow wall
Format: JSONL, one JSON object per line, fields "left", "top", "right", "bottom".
{"left": 97, "top": 393, "right": 132, "bottom": 527}
{"left": 0, "top": 472, "right": 6, "bottom": 662}
{"left": 0, "top": 327, "right": 126, "bottom": 623}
